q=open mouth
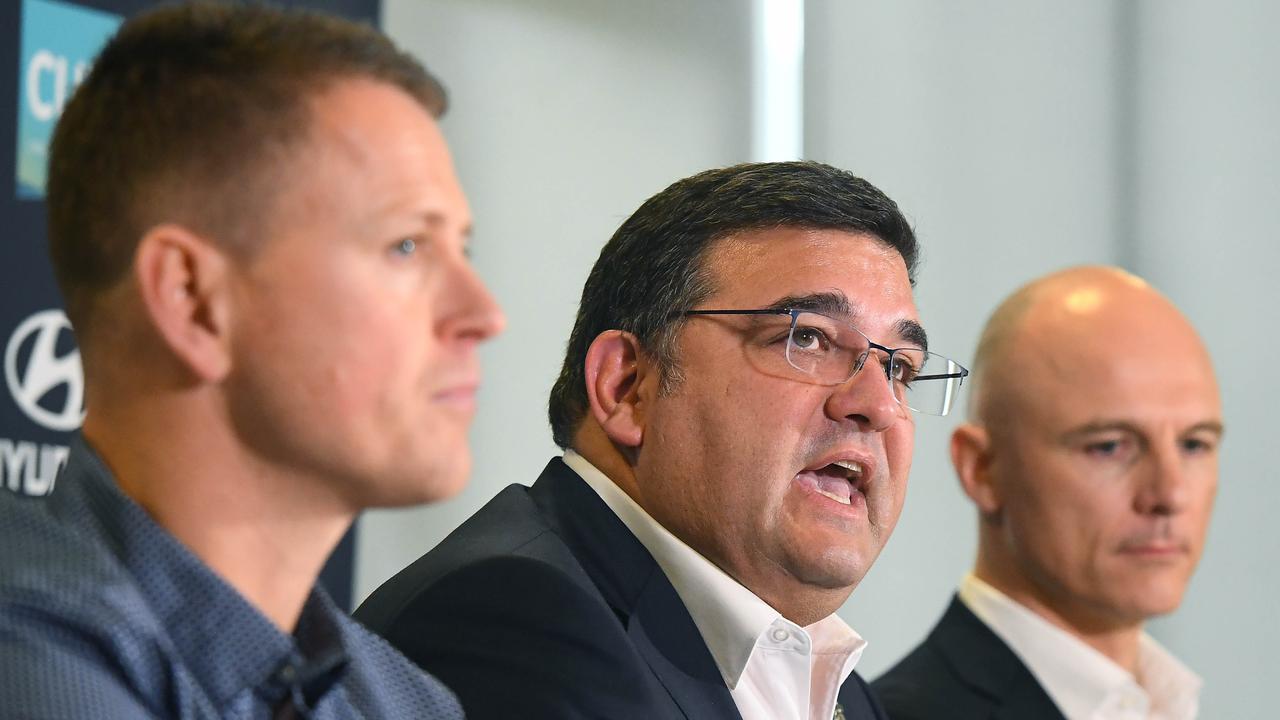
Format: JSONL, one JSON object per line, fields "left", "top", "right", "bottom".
{"left": 796, "top": 459, "right": 866, "bottom": 506}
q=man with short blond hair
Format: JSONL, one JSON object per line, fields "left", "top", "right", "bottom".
{"left": 874, "top": 266, "right": 1220, "bottom": 720}
{"left": 0, "top": 4, "right": 503, "bottom": 717}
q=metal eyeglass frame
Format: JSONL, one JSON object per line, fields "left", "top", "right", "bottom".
{"left": 679, "top": 307, "right": 970, "bottom": 415}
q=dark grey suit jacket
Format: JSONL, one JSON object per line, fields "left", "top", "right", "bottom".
{"left": 356, "top": 457, "right": 887, "bottom": 719}
{"left": 871, "top": 596, "right": 1066, "bottom": 719}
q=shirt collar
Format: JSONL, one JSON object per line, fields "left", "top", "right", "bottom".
{"left": 1135, "top": 632, "right": 1202, "bottom": 719}
{"left": 563, "top": 451, "right": 866, "bottom": 688}
{"left": 68, "top": 435, "right": 352, "bottom": 711}
{"left": 959, "top": 573, "right": 1201, "bottom": 720}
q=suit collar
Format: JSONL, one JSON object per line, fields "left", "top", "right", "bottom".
{"left": 960, "top": 575, "right": 1199, "bottom": 720}
{"left": 529, "top": 457, "right": 653, "bottom": 611}
{"left": 529, "top": 457, "right": 741, "bottom": 719}
{"left": 563, "top": 450, "right": 859, "bottom": 690}
{"left": 930, "top": 595, "right": 1066, "bottom": 720}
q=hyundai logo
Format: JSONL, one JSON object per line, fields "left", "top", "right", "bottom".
{"left": 4, "top": 309, "right": 85, "bottom": 432}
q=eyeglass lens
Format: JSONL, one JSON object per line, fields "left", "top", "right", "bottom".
{"left": 781, "top": 311, "right": 964, "bottom": 416}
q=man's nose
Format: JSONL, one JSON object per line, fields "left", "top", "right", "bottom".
{"left": 824, "top": 357, "right": 904, "bottom": 432}
{"left": 441, "top": 255, "right": 506, "bottom": 343}
{"left": 1134, "top": 441, "right": 1188, "bottom": 516}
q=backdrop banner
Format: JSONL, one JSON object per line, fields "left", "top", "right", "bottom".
{"left": 1, "top": 0, "right": 381, "bottom": 611}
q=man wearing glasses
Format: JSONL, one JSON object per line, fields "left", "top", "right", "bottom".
{"left": 874, "top": 266, "right": 1220, "bottom": 720}
{"left": 357, "top": 161, "right": 967, "bottom": 720}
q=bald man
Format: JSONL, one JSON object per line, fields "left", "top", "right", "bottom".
{"left": 873, "top": 266, "right": 1221, "bottom": 720}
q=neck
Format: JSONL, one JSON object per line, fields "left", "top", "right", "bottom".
{"left": 756, "top": 582, "right": 849, "bottom": 628}
{"left": 83, "top": 392, "right": 354, "bottom": 633}
{"left": 974, "top": 554, "right": 1144, "bottom": 673}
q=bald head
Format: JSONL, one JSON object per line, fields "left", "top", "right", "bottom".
{"left": 969, "top": 266, "right": 1217, "bottom": 430}
{"left": 953, "top": 265, "right": 1222, "bottom": 644}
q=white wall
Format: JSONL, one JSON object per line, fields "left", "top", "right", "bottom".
{"left": 364, "top": 0, "right": 751, "bottom": 602}
{"left": 368, "top": 2, "right": 1275, "bottom": 716}
{"left": 806, "top": 0, "right": 1121, "bottom": 677}
{"left": 808, "top": 2, "right": 1277, "bottom": 718}
{"left": 1129, "top": 2, "right": 1280, "bottom": 716}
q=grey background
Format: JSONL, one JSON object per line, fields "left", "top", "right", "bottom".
{"left": 366, "top": 2, "right": 1278, "bottom": 717}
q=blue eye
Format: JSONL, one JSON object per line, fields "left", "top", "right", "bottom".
{"left": 1182, "top": 436, "right": 1216, "bottom": 454}
{"left": 1085, "top": 440, "right": 1121, "bottom": 457}
{"left": 392, "top": 238, "right": 417, "bottom": 256}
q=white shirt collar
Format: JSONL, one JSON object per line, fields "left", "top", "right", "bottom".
{"left": 562, "top": 451, "right": 866, "bottom": 690}
{"left": 958, "top": 574, "right": 1201, "bottom": 720}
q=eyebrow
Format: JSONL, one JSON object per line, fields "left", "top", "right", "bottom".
{"left": 895, "top": 319, "right": 929, "bottom": 353}
{"left": 418, "top": 211, "right": 473, "bottom": 239}
{"left": 765, "top": 291, "right": 852, "bottom": 317}
{"left": 1061, "top": 419, "right": 1226, "bottom": 442}
{"left": 764, "top": 291, "right": 929, "bottom": 352}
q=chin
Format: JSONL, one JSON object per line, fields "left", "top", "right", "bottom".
{"left": 428, "top": 468, "right": 471, "bottom": 502}
{"left": 1136, "top": 591, "right": 1187, "bottom": 619}
{"left": 791, "top": 548, "right": 869, "bottom": 591}
{"left": 417, "top": 458, "right": 472, "bottom": 503}
{"left": 1110, "top": 586, "right": 1186, "bottom": 623}
{"left": 400, "top": 430, "right": 473, "bottom": 499}
{"left": 362, "top": 458, "right": 471, "bottom": 508}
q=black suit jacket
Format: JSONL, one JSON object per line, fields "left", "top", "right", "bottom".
{"left": 871, "top": 595, "right": 1066, "bottom": 720}
{"left": 356, "top": 458, "right": 886, "bottom": 719}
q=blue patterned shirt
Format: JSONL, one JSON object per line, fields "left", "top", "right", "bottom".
{"left": 0, "top": 437, "right": 464, "bottom": 719}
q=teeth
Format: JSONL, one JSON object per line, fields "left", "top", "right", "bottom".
{"left": 816, "top": 488, "right": 852, "bottom": 505}
{"left": 832, "top": 460, "right": 862, "bottom": 478}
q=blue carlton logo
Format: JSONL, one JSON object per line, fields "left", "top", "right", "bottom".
{"left": 16, "top": 0, "right": 121, "bottom": 199}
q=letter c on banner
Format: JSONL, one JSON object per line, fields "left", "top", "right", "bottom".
{"left": 25, "top": 49, "right": 69, "bottom": 122}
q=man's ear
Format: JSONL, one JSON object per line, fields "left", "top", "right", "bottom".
{"left": 583, "top": 330, "right": 651, "bottom": 449}
{"left": 951, "top": 422, "right": 1002, "bottom": 517}
{"left": 132, "top": 223, "right": 233, "bottom": 383}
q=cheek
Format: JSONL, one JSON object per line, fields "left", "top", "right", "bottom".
{"left": 1020, "top": 488, "right": 1115, "bottom": 576}
{"left": 657, "top": 381, "right": 801, "bottom": 524}
{"left": 296, "top": 297, "right": 429, "bottom": 422}
{"left": 878, "top": 418, "right": 915, "bottom": 513}
{"left": 702, "top": 375, "right": 807, "bottom": 451}
{"left": 1186, "top": 475, "right": 1218, "bottom": 546}
{"left": 997, "top": 456, "right": 1095, "bottom": 562}
{"left": 885, "top": 419, "right": 915, "bottom": 477}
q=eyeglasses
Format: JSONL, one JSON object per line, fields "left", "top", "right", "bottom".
{"left": 681, "top": 308, "right": 969, "bottom": 417}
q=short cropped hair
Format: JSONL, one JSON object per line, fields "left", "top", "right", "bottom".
{"left": 46, "top": 1, "right": 447, "bottom": 334}
{"left": 547, "top": 160, "right": 918, "bottom": 449}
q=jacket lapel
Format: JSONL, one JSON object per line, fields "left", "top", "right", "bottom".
{"left": 930, "top": 596, "right": 1066, "bottom": 720}
{"left": 628, "top": 569, "right": 743, "bottom": 719}
{"left": 531, "top": 460, "right": 741, "bottom": 719}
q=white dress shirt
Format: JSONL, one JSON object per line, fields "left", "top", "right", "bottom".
{"left": 958, "top": 574, "right": 1202, "bottom": 720}
{"left": 564, "top": 452, "right": 866, "bottom": 720}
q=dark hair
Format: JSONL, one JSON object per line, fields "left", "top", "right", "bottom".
{"left": 547, "top": 160, "right": 918, "bottom": 448}
{"left": 46, "top": 1, "right": 447, "bottom": 335}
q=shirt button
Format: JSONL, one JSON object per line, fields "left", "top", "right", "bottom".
{"left": 770, "top": 628, "right": 790, "bottom": 642}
